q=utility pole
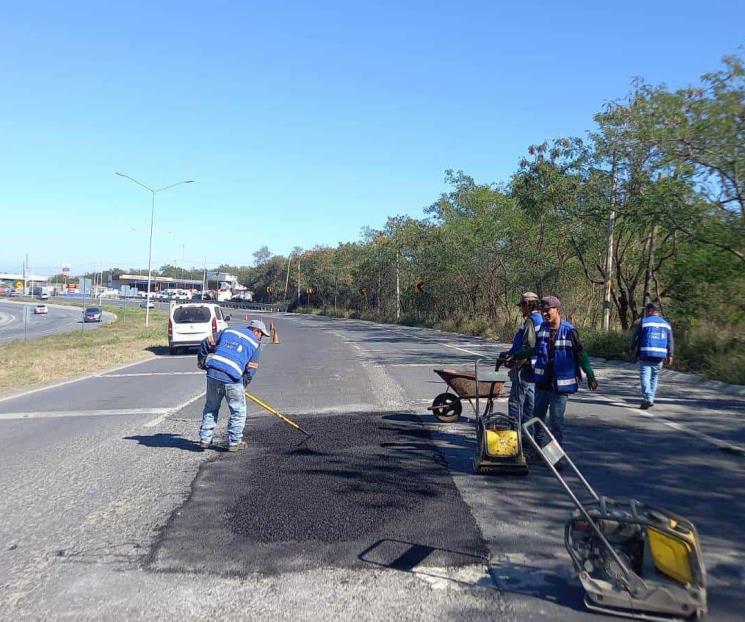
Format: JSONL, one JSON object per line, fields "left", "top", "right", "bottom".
{"left": 202, "top": 256, "right": 207, "bottom": 297}
{"left": 115, "top": 172, "right": 194, "bottom": 327}
{"left": 284, "top": 252, "right": 292, "bottom": 302}
{"left": 602, "top": 155, "right": 617, "bottom": 331}
{"left": 395, "top": 248, "right": 401, "bottom": 321}
{"left": 296, "top": 256, "right": 301, "bottom": 302}
{"left": 23, "top": 253, "right": 28, "bottom": 296}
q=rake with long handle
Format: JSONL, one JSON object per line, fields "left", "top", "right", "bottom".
{"left": 244, "top": 390, "right": 313, "bottom": 445}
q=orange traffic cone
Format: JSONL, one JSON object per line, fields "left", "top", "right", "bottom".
{"left": 271, "top": 321, "right": 281, "bottom": 344}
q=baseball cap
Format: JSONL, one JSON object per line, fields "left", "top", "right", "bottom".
{"left": 645, "top": 301, "right": 661, "bottom": 312}
{"left": 540, "top": 295, "right": 562, "bottom": 310}
{"left": 247, "top": 319, "right": 271, "bottom": 337}
{"left": 517, "top": 291, "right": 539, "bottom": 306}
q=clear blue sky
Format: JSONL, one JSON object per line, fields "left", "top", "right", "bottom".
{"left": 1, "top": 0, "right": 743, "bottom": 276}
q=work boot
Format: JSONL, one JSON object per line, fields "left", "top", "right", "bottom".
{"left": 640, "top": 401, "right": 651, "bottom": 410}
{"left": 199, "top": 439, "right": 211, "bottom": 450}
{"left": 228, "top": 441, "right": 247, "bottom": 452}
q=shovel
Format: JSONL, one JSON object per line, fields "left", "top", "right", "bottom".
{"left": 244, "top": 390, "right": 313, "bottom": 445}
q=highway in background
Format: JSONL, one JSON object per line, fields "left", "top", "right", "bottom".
{"left": 0, "top": 313, "right": 743, "bottom": 620}
{"left": 0, "top": 300, "right": 114, "bottom": 345}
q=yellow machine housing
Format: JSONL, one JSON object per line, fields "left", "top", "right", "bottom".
{"left": 647, "top": 524, "right": 696, "bottom": 585}
{"left": 485, "top": 428, "right": 519, "bottom": 457}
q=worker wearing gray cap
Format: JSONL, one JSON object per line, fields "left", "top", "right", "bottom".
{"left": 197, "top": 319, "right": 271, "bottom": 451}
{"left": 501, "top": 292, "right": 544, "bottom": 428}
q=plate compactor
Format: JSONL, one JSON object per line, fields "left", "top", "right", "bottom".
{"left": 473, "top": 359, "right": 529, "bottom": 475}
{"left": 522, "top": 417, "right": 707, "bottom": 621}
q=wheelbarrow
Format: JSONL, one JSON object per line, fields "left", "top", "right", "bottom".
{"left": 428, "top": 359, "right": 508, "bottom": 423}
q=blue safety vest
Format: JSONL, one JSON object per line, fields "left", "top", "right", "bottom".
{"left": 205, "top": 327, "right": 260, "bottom": 382}
{"left": 509, "top": 311, "right": 544, "bottom": 353}
{"left": 533, "top": 319, "right": 578, "bottom": 393}
{"left": 510, "top": 311, "right": 544, "bottom": 381}
{"left": 639, "top": 315, "right": 671, "bottom": 362}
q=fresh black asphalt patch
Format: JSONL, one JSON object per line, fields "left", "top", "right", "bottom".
{"left": 149, "top": 412, "right": 488, "bottom": 576}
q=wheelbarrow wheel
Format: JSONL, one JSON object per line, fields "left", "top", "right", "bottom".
{"left": 432, "top": 393, "right": 462, "bottom": 422}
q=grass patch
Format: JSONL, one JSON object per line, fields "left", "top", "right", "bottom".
{"left": 0, "top": 304, "right": 168, "bottom": 397}
{"left": 293, "top": 306, "right": 744, "bottom": 386}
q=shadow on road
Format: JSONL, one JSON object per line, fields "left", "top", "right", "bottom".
{"left": 145, "top": 346, "right": 172, "bottom": 356}
{"left": 124, "top": 432, "right": 205, "bottom": 452}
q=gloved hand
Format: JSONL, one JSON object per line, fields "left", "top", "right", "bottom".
{"left": 588, "top": 377, "right": 598, "bottom": 391}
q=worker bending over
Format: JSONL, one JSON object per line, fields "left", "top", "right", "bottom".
{"left": 197, "top": 319, "right": 271, "bottom": 451}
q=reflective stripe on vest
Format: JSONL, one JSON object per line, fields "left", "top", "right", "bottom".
{"left": 533, "top": 319, "right": 578, "bottom": 393}
{"left": 206, "top": 327, "right": 260, "bottom": 382}
{"left": 639, "top": 316, "right": 670, "bottom": 360}
{"left": 205, "top": 353, "right": 243, "bottom": 377}
{"left": 223, "top": 329, "right": 259, "bottom": 348}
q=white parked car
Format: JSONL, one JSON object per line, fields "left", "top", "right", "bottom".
{"left": 34, "top": 304, "right": 48, "bottom": 315}
{"left": 140, "top": 300, "right": 155, "bottom": 309}
{"left": 168, "top": 302, "right": 230, "bottom": 355}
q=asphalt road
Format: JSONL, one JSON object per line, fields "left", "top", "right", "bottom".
{"left": 0, "top": 300, "right": 114, "bottom": 345}
{"left": 1, "top": 313, "right": 743, "bottom": 620}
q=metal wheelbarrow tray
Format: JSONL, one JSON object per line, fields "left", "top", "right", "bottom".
{"left": 428, "top": 360, "right": 508, "bottom": 423}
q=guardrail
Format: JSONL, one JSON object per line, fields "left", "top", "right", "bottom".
{"left": 221, "top": 301, "right": 288, "bottom": 313}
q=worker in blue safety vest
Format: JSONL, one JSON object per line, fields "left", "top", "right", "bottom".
{"left": 501, "top": 292, "right": 544, "bottom": 428}
{"left": 197, "top": 319, "right": 271, "bottom": 451}
{"left": 513, "top": 296, "right": 598, "bottom": 461}
{"left": 630, "top": 302, "right": 674, "bottom": 410}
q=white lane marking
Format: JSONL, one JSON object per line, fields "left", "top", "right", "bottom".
{"left": 0, "top": 408, "right": 171, "bottom": 421}
{"left": 588, "top": 392, "right": 745, "bottom": 455}
{"left": 144, "top": 391, "right": 206, "bottom": 428}
{"left": 101, "top": 371, "right": 203, "bottom": 378}
{"left": 444, "top": 344, "right": 487, "bottom": 356}
{"left": 389, "top": 363, "right": 450, "bottom": 367}
{"left": 0, "top": 357, "right": 166, "bottom": 404}
{"left": 0, "top": 311, "right": 15, "bottom": 327}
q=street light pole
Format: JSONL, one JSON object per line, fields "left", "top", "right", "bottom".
{"left": 115, "top": 172, "right": 194, "bottom": 327}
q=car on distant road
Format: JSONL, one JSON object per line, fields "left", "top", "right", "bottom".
{"left": 39, "top": 292, "right": 50, "bottom": 300}
{"left": 83, "top": 306, "right": 103, "bottom": 322}
{"left": 168, "top": 302, "right": 230, "bottom": 355}
{"left": 140, "top": 300, "right": 155, "bottom": 309}
{"left": 7, "top": 290, "right": 18, "bottom": 297}
{"left": 34, "top": 304, "right": 48, "bottom": 315}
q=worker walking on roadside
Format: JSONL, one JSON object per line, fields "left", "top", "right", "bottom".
{"left": 502, "top": 292, "right": 543, "bottom": 427}
{"left": 197, "top": 319, "right": 271, "bottom": 451}
{"left": 631, "top": 302, "right": 674, "bottom": 410}
{"left": 513, "top": 296, "right": 598, "bottom": 460}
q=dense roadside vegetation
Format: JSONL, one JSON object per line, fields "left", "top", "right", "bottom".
{"left": 86, "top": 54, "right": 745, "bottom": 384}
{"left": 0, "top": 305, "right": 167, "bottom": 397}
{"left": 247, "top": 56, "right": 745, "bottom": 384}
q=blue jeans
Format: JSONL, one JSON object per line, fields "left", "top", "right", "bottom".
{"left": 533, "top": 389, "right": 569, "bottom": 444}
{"left": 639, "top": 360, "right": 664, "bottom": 404}
{"left": 508, "top": 368, "right": 535, "bottom": 424}
{"left": 199, "top": 377, "right": 247, "bottom": 446}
